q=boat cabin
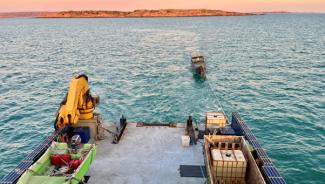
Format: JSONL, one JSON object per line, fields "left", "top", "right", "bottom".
{"left": 191, "top": 53, "right": 205, "bottom": 64}
{"left": 191, "top": 53, "right": 206, "bottom": 76}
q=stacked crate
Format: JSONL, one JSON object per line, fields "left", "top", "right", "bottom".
{"left": 206, "top": 112, "right": 227, "bottom": 129}
{"left": 211, "top": 148, "right": 247, "bottom": 184}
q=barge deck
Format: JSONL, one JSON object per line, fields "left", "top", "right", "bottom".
{"left": 0, "top": 76, "right": 286, "bottom": 184}
{"left": 0, "top": 113, "right": 286, "bottom": 184}
{"left": 87, "top": 123, "right": 205, "bottom": 184}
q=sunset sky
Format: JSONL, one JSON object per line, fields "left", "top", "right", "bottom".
{"left": 0, "top": 0, "right": 324, "bottom": 13}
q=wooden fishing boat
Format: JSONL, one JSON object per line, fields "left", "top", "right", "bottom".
{"left": 191, "top": 53, "right": 206, "bottom": 76}
{"left": 16, "top": 141, "right": 96, "bottom": 184}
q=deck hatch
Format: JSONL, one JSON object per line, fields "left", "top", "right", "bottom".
{"left": 179, "top": 165, "right": 207, "bottom": 178}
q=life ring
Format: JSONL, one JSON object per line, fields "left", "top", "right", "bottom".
{"left": 61, "top": 134, "right": 69, "bottom": 143}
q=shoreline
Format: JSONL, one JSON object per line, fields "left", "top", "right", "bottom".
{"left": 37, "top": 15, "right": 260, "bottom": 19}
{"left": 0, "top": 9, "right": 260, "bottom": 18}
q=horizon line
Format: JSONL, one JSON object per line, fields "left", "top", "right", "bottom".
{"left": 1, "top": 9, "right": 325, "bottom": 14}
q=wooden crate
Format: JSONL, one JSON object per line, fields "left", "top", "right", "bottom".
{"left": 215, "top": 178, "right": 246, "bottom": 184}
{"left": 204, "top": 135, "right": 266, "bottom": 184}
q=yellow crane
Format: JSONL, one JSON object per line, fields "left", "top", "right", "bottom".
{"left": 55, "top": 74, "right": 99, "bottom": 129}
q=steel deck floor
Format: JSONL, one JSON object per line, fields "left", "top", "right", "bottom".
{"left": 87, "top": 123, "right": 206, "bottom": 184}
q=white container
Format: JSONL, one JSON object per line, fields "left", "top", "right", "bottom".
{"left": 211, "top": 149, "right": 247, "bottom": 179}
{"left": 211, "top": 149, "right": 222, "bottom": 161}
{"left": 181, "top": 135, "right": 190, "bottom": 147}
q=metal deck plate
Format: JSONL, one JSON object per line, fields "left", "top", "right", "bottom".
{"left": 179, "top": 165, "right": 207, "bottom": 178}
{"left": 87, "top": 123, "right": 205, "bottom": 184}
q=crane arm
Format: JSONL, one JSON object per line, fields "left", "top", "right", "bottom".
{"left": 55, "top": 75, "right": 99, "bottom": 129}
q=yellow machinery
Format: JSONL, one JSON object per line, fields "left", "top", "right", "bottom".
{"left": 55, "top": 75, "right": 99, "bottom": 129}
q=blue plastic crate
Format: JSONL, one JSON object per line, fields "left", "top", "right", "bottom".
{"left": 246, "top": 134, "right": 257, "bottom": 142}
{"left": 249, "top": 140, "right": 262, "bottom": 149}
{"left": 256, "top": 148, "right": 269, "bottom": 158}
{"left": 34, "top": 144, "right": 47, "bottom": 153}
{"left": 268, "top": 177, "right": 286, "bottom": 184}
{"left": 232, "top": 112, "right": 243, "bottom": 122}
{"left": 25, "top": 143, "right": 49, "bottom": 161}
{"left": 262, "top": 166, "right": 281, "bottom": 177}
{"left": 26, "top": 150, "right": 42, "bottom": 161}
{"left": 242, "top": 128, "right": 252, "bottom": 137}
{"left": 238, "top": 124, "right": 250, "bottom": 134}
{"left": 261, "top": 166, "right": 286, "bottom": 184}
{"left": 17, "top": 160, "right": 33, "bottom": 171}
{"left": 238, "top": 119, "right": 245, "bottom": 125}
{"left": 41, "top": 137, "right": 52, "bottom": 146}
{"left": 260, "top": 157, "right": 273, "bottom": 166}
{"left": 0, "top": 170, "right": 21, "bottom": 183}
{"left": 239, "top": 122, "right": 250, "bottom": 130}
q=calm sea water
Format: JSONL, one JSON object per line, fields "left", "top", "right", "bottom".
{"left": 0, "top": 14, "right": 324, "bottom": 183}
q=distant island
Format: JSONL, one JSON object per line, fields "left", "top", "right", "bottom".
{"left": 0, "top": 9, "right": 259, "bottom": 18}
{"left": 0, "top": 12, "right": 48, "bottom": 18}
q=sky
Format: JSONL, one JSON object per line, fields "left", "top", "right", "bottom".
{"left": 0, "top": 0, "right": 324, "bottom": 13}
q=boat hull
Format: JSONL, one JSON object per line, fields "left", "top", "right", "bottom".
{"left": 192, "top": 63, "right": 206, "bottom": 76}
{"left": 16, "top": 142, "right": 96, "bottom": 184}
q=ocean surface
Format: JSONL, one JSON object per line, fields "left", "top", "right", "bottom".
{"left": 0, "top": 14, "right": 324, "bottom": 183}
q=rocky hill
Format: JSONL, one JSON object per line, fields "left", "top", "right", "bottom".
{"left": 39, "top": 9, "right": 256, "bottom": 18}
